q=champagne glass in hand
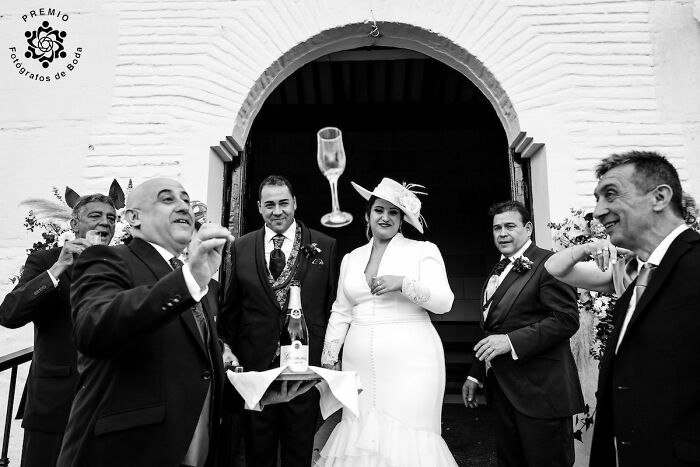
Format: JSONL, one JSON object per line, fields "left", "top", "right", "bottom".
{"left": 317, "top": 127, "right": 353, "bottom": 228}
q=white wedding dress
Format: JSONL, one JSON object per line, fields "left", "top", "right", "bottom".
{"left": 317, "top": 234, "right": 458, "bottom": 467}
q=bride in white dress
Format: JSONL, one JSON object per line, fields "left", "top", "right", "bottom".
{"left": 317, "top": 178, "right": 458, "bottom": 467}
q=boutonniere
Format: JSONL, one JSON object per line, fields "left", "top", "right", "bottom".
{"left": 512, "top": 256, "right": 533, "bottom": 273}
{"left": 300, "top": 242, "right": 321, "bottom": 259}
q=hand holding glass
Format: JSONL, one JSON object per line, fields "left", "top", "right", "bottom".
{"left": 317, "top": 127, "right": 353, "bottom": 228}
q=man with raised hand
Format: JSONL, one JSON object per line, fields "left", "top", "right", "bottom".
{"left": 589, "top": 151, "right": 700, "bottom": 467}
{"left": 57, "top": 178, "right": 233, "bottom": 467}
{"left": 0, "top": 193, "right": 116, "bottom": 467}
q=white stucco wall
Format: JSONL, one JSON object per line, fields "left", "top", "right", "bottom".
{"left": 1, "top": 1, "right": 699, "bottom": 460}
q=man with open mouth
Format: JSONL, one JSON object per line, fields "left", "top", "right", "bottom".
{"left": 0, "top": 193, "right": 117, "bottom": 467}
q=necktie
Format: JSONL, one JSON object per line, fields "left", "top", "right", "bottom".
{"left": 168, "top": 257, "right": 209, "bottom": 342}
{"left": 624, "top": 256, "right": 639, "bottom": 286}
{"left": 484, "top": 258, "right": 511, "bottom": 306}
{"left": 634, "top": 262, "right": 656, "bottom": 304}
{"left": 269, "top": 234, "right": 286, "bottom": 280}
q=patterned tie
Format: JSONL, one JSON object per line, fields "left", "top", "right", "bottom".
{"left": 269, "top": 234, "right": 286, "bottom": 280}
{"left": 484, "top": 258, "right": 512, "bottom": 311}
{"left": 634, "top": 262, "right": 656, "bottom": 304}
{"left": 168, "top": 257, "right": 209, "bottom": 342}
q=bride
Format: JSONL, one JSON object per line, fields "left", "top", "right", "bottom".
{"left": 316, "top": 178, "right": 457, "bottom": 467}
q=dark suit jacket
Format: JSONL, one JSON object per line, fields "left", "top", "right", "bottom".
{"left": 0, "top": 247, "right": 78, "bottom": 433}
{"left": 590, "top": 228, "right": 700, "bottom": 467}
{"left": 57, "top": 238, "right": 225, "bottom": 467}
{"left": 219, "top": 221, "right": 337, "bottom": 372}
{"left": 469, "top": 243, "right": 584, "bottom": 419}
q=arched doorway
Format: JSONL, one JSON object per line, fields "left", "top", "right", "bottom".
{"left": 227, "top": 46, "right": 522, "bottom": 403}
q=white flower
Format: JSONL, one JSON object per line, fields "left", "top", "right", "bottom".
{"left": 398, "top": 193, "right": 421, "bottom": 215}
{"left": 57, "top": 230, "right": 75, "bottom": 246}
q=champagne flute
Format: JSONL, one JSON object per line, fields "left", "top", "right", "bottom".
{"left": 317, "top": 127, "right": 353, "bottom": 228}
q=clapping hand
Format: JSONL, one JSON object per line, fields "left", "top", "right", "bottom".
{"left": 187, "top": 223, "right": 235, "bottom": 288}
{"left": 49, "top": 238, "right": 93, "bottom": 277}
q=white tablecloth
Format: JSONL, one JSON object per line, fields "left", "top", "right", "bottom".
{"left": 226, "top": 365, "right": 362, "bottom": 419}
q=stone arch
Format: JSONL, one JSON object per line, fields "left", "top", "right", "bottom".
{"left": 232, "top": 22, "right": 521, "bottom": 145}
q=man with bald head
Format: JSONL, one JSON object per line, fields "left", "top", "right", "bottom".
{"left": 57, "top": 178, "right": 234, "bottom": 467}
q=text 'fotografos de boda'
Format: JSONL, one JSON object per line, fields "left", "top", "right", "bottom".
{"left": 7, "top": 8, "right": 84, "bottom": 83}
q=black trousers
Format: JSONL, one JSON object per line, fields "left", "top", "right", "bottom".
{"left": 244, "top": 387, "right": 319, "bottom": 467}
{"left": 21, "top": 429, "right": 64, "bottom": 467}
{"left": 488, "top": 374, "right": 574, "bottom": 467}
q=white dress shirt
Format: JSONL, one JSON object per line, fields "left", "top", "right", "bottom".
{"left": 615, "top": 223, "right": 688, "bottom": 353}
{"left": 468, "top": 239, "right": 533, "bottom": 385}
{"left": 264, "top": 220, "right": 296, "bottom": 269}
{"left": 147, "top": 241, "right": 207, "bottom": 301}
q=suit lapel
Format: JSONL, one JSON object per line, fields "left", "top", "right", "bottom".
{"left": 485, "top": 244, "right": 542, "bottom": 329}
{"left": 254, "top": 228, "right": 281, "bottom": 310}
{"left": 619, "top": 229, "right": 697, "bottom": 348}
{"left": 128, "top": 238, "right": 208, "bottom": 356}
{"left": 597, "top": 284, "right": 634, "bottom": 389}
{"left": 295, "top": 222, "right": 311, "bottom": 286}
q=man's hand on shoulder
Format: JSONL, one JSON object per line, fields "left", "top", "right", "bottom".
{"left": 187, "top": 224, "right": 235, "bottom": 289}
{"left": 49, "top": 238, "right": 93, "bottom": 278}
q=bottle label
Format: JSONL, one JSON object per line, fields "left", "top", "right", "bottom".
{"left": 280, "top": 340, "right": 309, "bottom": 372}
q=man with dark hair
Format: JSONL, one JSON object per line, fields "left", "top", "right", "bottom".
{"left": 219, "top": 175, "right": 337, "bottom": 467}
{"left": 0, "top": 194, "right": 116, "bottom": 467}
{"left": 589, "top": 151, "right": 700, "bottom": 466}
{"left": 462, "top": 200, "right": 583, "bottom": 467}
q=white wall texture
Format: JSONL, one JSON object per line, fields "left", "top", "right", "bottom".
{"left": 1, "top": 0, "right": 699, "bottom": 462}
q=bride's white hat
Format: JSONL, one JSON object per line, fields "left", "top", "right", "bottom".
{"left": 351, "top": 178, "right": 427, "bottom": 233}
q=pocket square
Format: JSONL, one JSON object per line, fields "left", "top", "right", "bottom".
{"left": 312, "top": 258, "right": 324, "bottom": 266}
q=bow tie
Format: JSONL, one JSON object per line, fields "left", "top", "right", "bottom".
{"left": 493, "top": 258, "right": 511, "bottom": 276}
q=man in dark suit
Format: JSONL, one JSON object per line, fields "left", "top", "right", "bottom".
{"left": 0, "top": 194, "right": 116, "bottom": 467}
{"left": 56, "top": 178, "right": 236, "bottom": 467}
{"left": 219, "top": 175, "right": 337, "bottom": 467}
{"left": 462, "top": 200, "right": 584, "bottom": 467}
{"left": 589, "top": 151, "right": 700, "bottom": 466}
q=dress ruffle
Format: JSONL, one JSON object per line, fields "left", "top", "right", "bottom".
{"left": 316, "top": 408, "right": 458, "bottom": 467}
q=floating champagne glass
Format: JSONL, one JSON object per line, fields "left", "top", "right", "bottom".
{"left": 317, "top": 127, "right": 353, "bottom": 228}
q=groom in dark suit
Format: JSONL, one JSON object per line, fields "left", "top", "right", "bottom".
{"left": 58, "top": 178, "right": 234, "bottom": 467}
{"left": 0, "top": 194, "right": 116, "bottom": 467}
{"left": 589, "top": 151, "right": 700, "bottom": 466}
{"left": 462, "top": 200, "right": 584, "bottom": 467}
{"left": 219, "top": 175, "right": 337, "bottom": 467}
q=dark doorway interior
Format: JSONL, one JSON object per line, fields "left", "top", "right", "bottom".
{"left": 242, "top": 47, "right": 511, "bottom": 398}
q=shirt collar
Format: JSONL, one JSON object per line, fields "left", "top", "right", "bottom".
{"left": 642, "top": 223, "right": 688, "bottom": 269}
{"left": 264, "top": 219, "right": 297, "bottom": 244}
{"left": 501, "top": 239, "right": 532, "bottom": 262}
{"left": 147, "top": 241, "right": 184, "bottom": 264}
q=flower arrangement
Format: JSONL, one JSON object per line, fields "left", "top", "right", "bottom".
{"left": 548, "top": 208, "right": 616, "bottom": 362}
{"left": 511, "top": 256, "right": 533, "bottom": 273}
{"left": 547, "top": 208, "right": 616, "bottom": 442}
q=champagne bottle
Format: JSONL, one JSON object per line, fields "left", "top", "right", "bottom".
{"left": 280, "top": 281, "right": 309, "bottom": 372}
